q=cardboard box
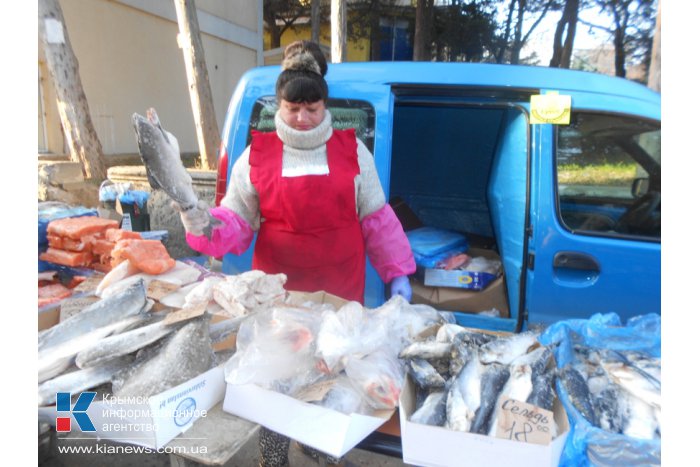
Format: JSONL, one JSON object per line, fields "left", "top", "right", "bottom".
{"left": 410, "top": 247, "right": 509, "bottom": 317}
{"left": 410, "top": 275, "right": 509, "bottom": 317}
{"left": 423, "top": 269, "right": 498, "bottom": 290}
{"left": 399, "top": 380, "right": 569, "bottom": 467}
{"left": 38, "top": 366, "right": 226, "bottom": 450}
{"left": 223, "top": 289, "right": 395, "bottom": 459}
{"left": 223, "top": 383, "right": 394, "bottom": 459}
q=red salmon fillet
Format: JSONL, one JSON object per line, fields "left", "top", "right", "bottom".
{"left": 47, "top": 234, "right": 96, "bottom": 253}
{"left": 105, "top": 228, "right": 142, "bottom": 242}
{"left": 111, "top": 239, "right": 175, "bottom": 275}
{"left": 38, "top": 283, "right": 73, "bottom": 307}
{"left": 47, "top": 217, "right": 119, "bottom": 240}
{"left": 39, "top": 248, "right": 93, "bottom": 267}
{"left": 93, "top": 239, "right": 116, "bottom": 256}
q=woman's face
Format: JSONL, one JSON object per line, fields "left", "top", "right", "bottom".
{"left": 279, "top": 99, "right": 326, "bottom": 131}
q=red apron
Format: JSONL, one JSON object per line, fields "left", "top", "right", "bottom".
{"left": 249, "top": 129, "right": 366, "bottom": 303}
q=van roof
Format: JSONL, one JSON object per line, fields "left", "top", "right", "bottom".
{"left": 243, "top": 61, "right": 659, "bottom": 110}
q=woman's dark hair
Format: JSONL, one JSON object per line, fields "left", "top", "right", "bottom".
{"left": 276, "top": 41, "right": 328, "bottom": 104}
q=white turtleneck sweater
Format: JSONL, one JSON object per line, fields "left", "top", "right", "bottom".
{"left": 220, "top": 109, "right": 386, "bottom": 231}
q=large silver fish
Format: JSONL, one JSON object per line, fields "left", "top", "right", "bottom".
{"left": 407, "top": 358, "right": 446, "bottom": 390}
{"left": 446, "top": 346, "right": 482, "bottom": 432}
{"left": 38, "top": 356, "right": 134, "bottom": 406}
{"left": 410, "top": 390, "right": 447, "bottom": 426}
{"left": 479, "top": 331, "right": 539, "bottom": 365}
{"left": 38, "top": 279, "right": 148, "bottom": 353}
{"left": 469, "top": 363, "right": 510, "bottom": 435}
{"left": 74, "top": 318, "right": 177, "bottom": 369}
{"left": 132, "top": 108, "right": 199, "bottom": 210}
{"left": 38, "top": 314, "right": 147, "bottom": 383}
{"left": 112, "top": 316, "right": 214, "bottom": 398}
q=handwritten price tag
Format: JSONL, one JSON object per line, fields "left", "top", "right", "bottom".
{"left": 147, "top": 280, "right": 180, "bottom": 301}
{"left": 493, "top": 397, "right": 554, "bottom": 446}
{"left": 163, "top": 302, "right": 208, "bottom": 325}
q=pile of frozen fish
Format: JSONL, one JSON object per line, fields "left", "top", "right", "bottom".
{"left": 558, "top": 345, "right": 661, "bottom": 440}
{"left": 37, "top": 264, "right": 286, "bottom": 407}
{"left": 225, "top": 295, "right": 455, "bottom": 415}
{"left": 402, "top": 324, "right": 557, "bottom": 437}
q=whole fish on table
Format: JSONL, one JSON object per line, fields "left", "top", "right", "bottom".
{"left": 38, "top": 356, "right": 134, "bottom": 406}
{"left": 112, "top": 316, "right": 214, "bottom": 398}
{"left": 38, "top": 279, "right": 148, "bottom": 352}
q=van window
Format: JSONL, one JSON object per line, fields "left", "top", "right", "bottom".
{"left": 556, "top": 112, "right": 661, "bottom": 239}
{"left": 247, "top": 96, "right": 375, "bottom": 152}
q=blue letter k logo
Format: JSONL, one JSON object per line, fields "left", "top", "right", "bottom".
{"left": 56, "top": 392, "right": 96, "bottom": 432}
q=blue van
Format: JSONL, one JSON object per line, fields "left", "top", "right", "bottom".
{"left": 215, "top": 62, "right": 660, "bottom": 333}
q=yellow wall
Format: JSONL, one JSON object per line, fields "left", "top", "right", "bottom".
{"left": 39, "top": 0, "right": 262, "bottom": 157}
{"left": 266, "top": 24, "right": 372, "bottom": 63}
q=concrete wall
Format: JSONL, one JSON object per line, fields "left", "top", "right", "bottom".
{"left": 38, "top": 0, "right": 263, "bottom": 158}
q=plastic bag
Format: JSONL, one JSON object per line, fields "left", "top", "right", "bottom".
{"left": 345, "top": 349, "right": 405, "bottom": 410}
{"left": 98, "top": 181, "right": 132, "bottom": 202}
{"left": 224, "top": 306, "right": 326, "bottom": 395}
{"left": 539, "top": 312, "right": 661, "bottom": 466}
{"left": 119, "top": 190, "right": 150, "bottom": 209}
{"left": 314, "top": 376, "right": 374, "bottom": 415}
{"left": 316, "top": 301, "right": 388, "bottom": 372}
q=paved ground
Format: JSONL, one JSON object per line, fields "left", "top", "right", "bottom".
{"left": 39, "top": 424, "right": 409, "bottom": 467}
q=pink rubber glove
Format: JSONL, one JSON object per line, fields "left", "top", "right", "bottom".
{"left": 185, "top": 206, "right": 253, "bottom": 257}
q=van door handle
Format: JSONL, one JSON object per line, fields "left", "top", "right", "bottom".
{"left": 553, "top": 251, "right": 600, "bottom": 271}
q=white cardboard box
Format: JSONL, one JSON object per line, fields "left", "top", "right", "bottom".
{"left": 223, "top": 382, "right": 394, "bottom": 459}
{"left": 399, "top": 380, "right": 569, "bottom": 467}
{"left": 39, "top": 366, "right": 226, "bottom": 450}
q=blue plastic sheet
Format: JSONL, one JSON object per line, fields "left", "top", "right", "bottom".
{"left": 539, "top": 313, "right": 661, "bottom": 466}
{"left": 38, "top": 202, "right": 97, "bottom": 246}
{"left": 406, "top": 227, "right": 469, "bottom": 268}
{"left": 118, "top": 190, "right": 150, "bottom": 208}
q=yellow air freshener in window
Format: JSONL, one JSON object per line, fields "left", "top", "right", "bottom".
{"left": 530, "top": 92, "right": 571, "bottom": 124}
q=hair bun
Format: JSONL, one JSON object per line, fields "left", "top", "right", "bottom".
{"left": 281, "top": 50, "right": 322, "bottom": 75}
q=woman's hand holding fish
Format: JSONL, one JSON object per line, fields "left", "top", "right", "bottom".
{"left": 175, "top": 200, "right": 211, "bottom": 237}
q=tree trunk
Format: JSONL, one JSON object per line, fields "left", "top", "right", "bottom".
{"left": 174, "top": 0, "right": 219, "bottom": 170}
{"left": 331, "top": 0, "right": 347, "bottom": 63}
{"left": 498, "top": 0, "right": 517, "bottom": 64}
{"left": 510, "top": 0, "right": 526, "bottom": 64}
{"left": 311, "top": 0, "right": 321, "bottom": 43}
{"left": 549, "top": 0, "right": 578, "bottom": 68}
{"left": 647, "top": 0, "right": 660, "bottom": 91}
{"left": 263, "top": 5, "right": 283, "bottom": 49}
{"left": 38, "top": 0, "right": 106, "bottom": 180}
{"left": 414, "top": 0, "right": 434, "bottom": 61}
{"left": 560, "top": 0, "right": 579, "bottom": 69}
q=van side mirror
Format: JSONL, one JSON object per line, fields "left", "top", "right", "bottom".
{"left": 631, "top": 177, "right": 649, "bottom": 198}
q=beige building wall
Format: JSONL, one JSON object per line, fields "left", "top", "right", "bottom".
{"left": 38, "top": 0, "right": 263, "bottom": 158}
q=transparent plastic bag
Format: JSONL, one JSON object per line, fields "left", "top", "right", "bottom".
{"left": 314, "top": 376, "right": 374, "bottom": 415}
{"left": 316, "top": 301, "right": 388, "bottom": 372}
{"left": 224, "top": 306, "right": 325, "bottom": 394}
{"left": 344, "top": 349, "right": 405, "bottom": 410}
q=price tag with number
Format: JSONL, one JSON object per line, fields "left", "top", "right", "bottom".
{"left": 493, "top": 397, "right": 555, "bottom": 446}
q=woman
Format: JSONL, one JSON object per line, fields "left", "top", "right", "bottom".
{"left": 179, "top": 40, "right": 415, "bottom": 466}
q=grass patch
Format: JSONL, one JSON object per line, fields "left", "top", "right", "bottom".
{"left": 558, "top": 162, "right": 637, "bottom": 186}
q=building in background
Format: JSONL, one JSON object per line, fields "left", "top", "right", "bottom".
{"left": 38, "top": 0, "right": 263, "bottom": 160}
